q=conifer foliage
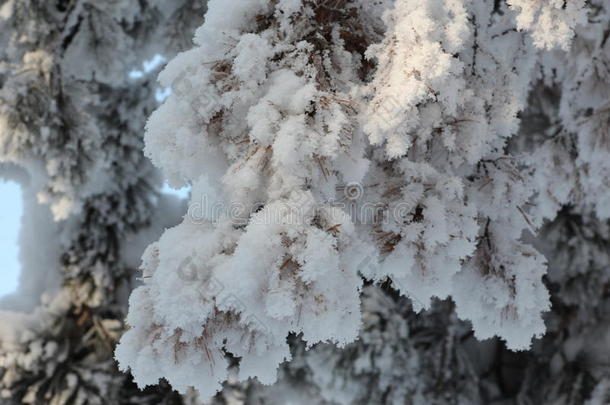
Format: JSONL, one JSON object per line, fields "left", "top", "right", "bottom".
{"left": 1, "top": 1, "right": 609, "bottom": 404}
{"left": 0, "top": 1, "right": 203, "bottom": 404}
{"left": 116, "top": 0, "right": 608, "bottom": 403}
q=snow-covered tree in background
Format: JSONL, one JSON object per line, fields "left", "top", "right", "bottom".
{"left": 509, "top": 2, "right": 610, "bottom": 402}
{"left": 116, "top": 0, "right": 609, "bottom": 403}
{"left": 0, "top": 1, "right": 204, "bottom": 404}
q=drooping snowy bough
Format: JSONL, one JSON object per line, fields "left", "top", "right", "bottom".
{"left": 116, "top": 0, "right": 597, "bottom": 400}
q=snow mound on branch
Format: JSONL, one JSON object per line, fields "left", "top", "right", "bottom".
{"left": 116, "top": 0, "right": 599, "bottom": 399}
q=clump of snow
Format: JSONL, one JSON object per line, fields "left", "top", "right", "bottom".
{"left": 508, "top": 0, "right": 587, "bottom": 50}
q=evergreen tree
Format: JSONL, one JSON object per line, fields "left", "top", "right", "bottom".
{"left": 117, "top": 0, "right": 607, "bottom": 403}
{"left": 1, "top": 1, "right": 609, "bottom": 404}
{"left": 0, "top": 1, "right": 204, "bottom": 404}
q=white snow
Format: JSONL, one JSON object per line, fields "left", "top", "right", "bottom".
{"left": 115, "top": 0, "right": 602, "bottom": 400}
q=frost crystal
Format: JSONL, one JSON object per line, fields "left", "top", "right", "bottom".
{"left": 115, "top": 0, "right": 602, "bottom": 399}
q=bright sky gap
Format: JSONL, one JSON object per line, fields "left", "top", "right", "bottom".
{"left": 0, "top": 180, "right": 22, "bottom": 296}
